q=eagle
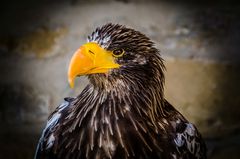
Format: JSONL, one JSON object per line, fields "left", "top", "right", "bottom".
{"left": 34, "top": 23, "right": 207, "bottom": 159}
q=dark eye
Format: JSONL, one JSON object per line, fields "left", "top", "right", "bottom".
{"left": 113, "top": 49, "right": 125, "bottom": 57}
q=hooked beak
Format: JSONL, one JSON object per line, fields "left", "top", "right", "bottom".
{"left": 68, "top": 42, "right": 120, "bottom": 88}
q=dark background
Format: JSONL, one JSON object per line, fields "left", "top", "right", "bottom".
{"left": 0, "top": 0, "right": 240, "bottom": 158}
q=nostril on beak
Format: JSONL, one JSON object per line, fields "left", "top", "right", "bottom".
{"left": 89, "top": 50, "right": 95, "bottom": 54}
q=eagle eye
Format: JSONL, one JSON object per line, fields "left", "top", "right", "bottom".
{"left": 112, "top": 49, "right": 124, "bottom": 57}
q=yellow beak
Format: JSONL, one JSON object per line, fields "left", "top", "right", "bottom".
{"left": 68, "top": 42, "right": 120, "bottom": 88}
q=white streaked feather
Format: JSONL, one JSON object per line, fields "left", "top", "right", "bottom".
{"left": 174, "top": 133, "right": 185, "bottom": 147}
{"left": 43, "top": 101, "right": 70, "bottom": 149}
{"left": 46, "top": 134, "right": 55, "bottom": 149}
{"left": 174, "top": 123, "right": 196, "bottom": 147}
{"left": 46, "top": 113, "right": 61, "bottom": 129}
{"left": 89, "top": 31, "right": 111, "bottom": 48}
{"left": 171, "top": 153, "right": 177, "bottom": 159}
{"left": 58, "top": 100, "right": 69, "bottom": 111}
{"left": 185, "top": 123, "right": 196, "bottom": 136}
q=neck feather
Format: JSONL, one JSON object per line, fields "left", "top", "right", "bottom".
{"left": 57, "top": 58, "right": 169, "bottom": 158}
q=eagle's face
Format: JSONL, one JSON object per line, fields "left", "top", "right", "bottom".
{"left": 68, "top": 23, "right": 162, "bottom": 89}
{"left": 88, "top": 24, "right": 155, "bottom": 66}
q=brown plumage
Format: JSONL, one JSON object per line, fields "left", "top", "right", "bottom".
{"left": 35, "top": 23, "right": 207, "bottom": 159}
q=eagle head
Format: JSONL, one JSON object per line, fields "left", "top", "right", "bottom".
{"left": 68, "top": 23, "right": 165, "bottom": 91}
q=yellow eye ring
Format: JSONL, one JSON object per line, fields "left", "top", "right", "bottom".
{"left": 112, "top": 49, "right": 125, "bottom": 57}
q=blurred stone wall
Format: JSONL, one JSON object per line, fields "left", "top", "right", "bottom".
{"left": 0, "top": 0, "right": 240, "bottom": 158}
